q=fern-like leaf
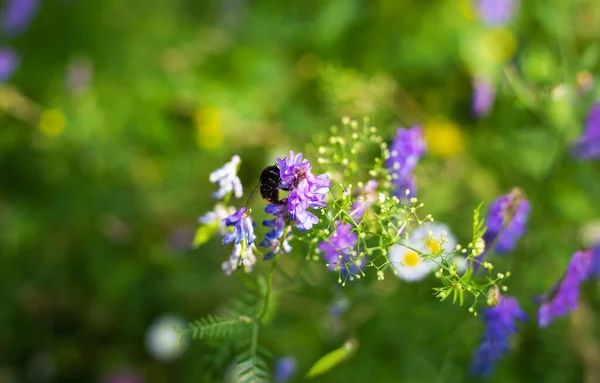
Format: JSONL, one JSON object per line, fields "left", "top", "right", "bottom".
{"left": 185, "top": 315, "right": 249, "bottom": 341}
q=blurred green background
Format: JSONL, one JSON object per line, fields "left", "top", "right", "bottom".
{"left": 2, "top": 0, "right": 600, "bottom": 382}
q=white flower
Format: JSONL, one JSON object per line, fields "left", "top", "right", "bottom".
{"left": 389, "top": 223, "right": 457, "bottom": 282}
{"left": 210, "top": 155, "right": 243, "bottom": 199}
{"left": 222, "top": 243, "right": 258, "bottom": 276}
{"left": 198, "top": 203, "right": 236, "bottom": 235}
{"left": 145, "top": 314, "right": 188, "bottom": 361}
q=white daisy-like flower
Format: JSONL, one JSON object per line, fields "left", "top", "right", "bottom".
{"left": 209, "top": 155, "right": 243, "bottom": 199}
{"left": 389, "top": 223, "right": 457, "bottom": 282}
{"left": 145, "top": 314, "right": 188, "bottom": 361}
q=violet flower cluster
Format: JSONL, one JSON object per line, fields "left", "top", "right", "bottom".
{"left": 571, "top": 102, "right": 600, "bottom": 160}
{"left": 537, "top": 250, "right": 594, "bottom": 328}
{"left": 470, "top": 294, "right": 527, "bottom": 377}
{"left": 476, "top": 0, "right": 517, "bottom": 27}
{"left": 385, "top": 127, "right": 426, "bottom": 197}
{"left": 318, "top": 181, "right": 377, "bottom": 281}
{"left": 472, "top": 77, "right": 495, "bottom": 119}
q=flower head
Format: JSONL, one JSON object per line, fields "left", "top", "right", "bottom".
{"left": 472, "top": 77, "right": 495, "bottom": 119}
{"left": 537, "top": 250, "right": 594, "bottom": 328}
{"left": 222, "top": 207, "right": 255, "bottom": 245}
{"left": 476, "top": 0, "right": 517, "bottom": 27}
{"left": 483, "top": 188, "right": 530, "bottom": 254}
{"left": 209, "top": 155, "right": 243, "bottom": 199}
{"left": 0, "top": 47, "right": 18, "bottom": 82}
{"left": 276, "top": 151, "right": 331, "bottom": 230}
{"left": 198, "top": 203, "right": 236, "bottom": 236}
{"left": 259, "top": 203, "right": 293, "bottom": 260}
{"left": 385, "top": 126, "right": 426, "bottom": 197}
{"left": 222, "top": 242, "right": 258, "bottom": 275}
{"left": 318, "top": 222, "right": 362, "bottom": 280}
{"left": 571, "top": 102, "right": 600, "bottom": 160}
{"left": 389, "top": 223, "right": 457, "bottom": 282}
{"left": 470, "top": 294, "right": 527, "bottom": 377}
{"left": 1, "top": 0, "right": 39, "bottom": 36}
{"left": 273, "top": 356, "right": 297, "bottom": 383}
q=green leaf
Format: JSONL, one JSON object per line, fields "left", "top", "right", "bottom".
{"left": 307, "top": 340, "right": 357, "bottom": 378}
{"left": 192, "top": 222, "right": 220, "bottom": 248}
{"left": 186, "top": 315, "right": 249, "bottom": 341}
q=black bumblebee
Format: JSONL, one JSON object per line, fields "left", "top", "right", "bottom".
{"left": 258, "top": 165, "right": 289, "bottom": 204}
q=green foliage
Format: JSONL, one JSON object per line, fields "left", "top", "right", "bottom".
{"left": 306, "top": 340, "right": 357, "bottom": 378}
{"left": 184, "top": 315, "right": 250, "bottom": 341}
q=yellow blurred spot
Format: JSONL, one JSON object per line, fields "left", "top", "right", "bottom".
{"left": 194, "top": 105, "right": 223, "bottom": 150}
{"left": 403, "top": 251, "right": 420, "bottom": 267}
{"left": 424, "top": 119, "right": 464, "bottom": 157}
{"left": 479, "top": 28, "right": 517, "bottom": 64}
{"left": 425, "top": 238, "right": 442, "bottom": 254}
{"left": 576, "top": 71, "right": 593, "bottom": 92}
{"left": 458, "top": 0, "right": 476, "bottom": 21}
{"left": 39, "top": 108, "right": 66, "bottom": 137}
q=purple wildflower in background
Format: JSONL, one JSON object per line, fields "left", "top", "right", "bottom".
{"left": 592, "top": 244, "right": 600, "bottom": 276}
{"left": 347, "top": 180, "right": 378, "bottom": 221}
{"left": 476, "top": 0, "right": 517, "bottom": 27}
{"left": 472, "top": 77, "right": 495, "bottom": 119}
{"left": 318, "top": 222, "right": 362, "bottom": 280}
{"left": 385, "top": 126, "right": 426, "bottom": 197}
{"left": 0, "top": 47, "right": 18, "bottom": 82}
{"left": 273, "top": 356, "right": 297, "bottom": 383}
{"left": 483, "top": 188, "right": 530, "bottom": 254}
{"left": 470, "top": 294, "right": 527, "bottom": 377}
{"left": 537, "top": 250, "right": 594, "bottom": 328}
{"left": 277, "top": 151, "right": 331, "bottom": 230}
{"left": 571, "top": 102, "right": 600, "bottom": 160}
{"left": 222, "top": 207, "right": 254, "bottom": 245}
{"left": 1, "top": 0, "right": 39, "bottom": 36}
{"left": 210, "top": 155, "right": 243, "bottom": 199}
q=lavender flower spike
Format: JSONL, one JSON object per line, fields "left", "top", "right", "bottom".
{"left": 471, "top": 294, "right": 527, "bottom": 377}
{"left": 222, "top": 242, "right": 258, "bottom": 275}
{"left": 1, "top": 0, "right": 39, "bottom": 36}
{"left": 274, "top": 356, "right": 298, "bottom": 383}
{"left": 571, "top": 102, "right": 600, "bottom": 160}
{"left": 318, "top": 222, "right": 362, "bottom": 281}
{"left": 259, "top": 203, "right": 292, "bottom": 260}
{"left": 0, "top": 47, "right": 19, "bottom": 82}
{"left": 472, "top": 77, "right": 495, "bottom": 119}
{"left": 483, "top": 188, "right": 530, "bottom": 254}
{"left": 385, "top": 126, "right": 426, "bottom": 197}
{"left": 209, "top": 155, "right": 243, "bottom": 199}
{"left": 222, "top": 207, "right": 254, "bottom": 245}
{"left": 537, "top": 250, "right": 594, "bottom": 328}
{"left": 277, "top": 151, "right": 331, "bottom": 230}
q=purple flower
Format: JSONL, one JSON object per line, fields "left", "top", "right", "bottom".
{"left": 385, "top": 126, "right": 426, "bottom": 197}
{"left": 0, "top": 47, "right": 18, "bottom": 82}
{"left": 1, "top": 0, "right": 39, "bottom": 36}
{"left": 259, "top": 203, "right": 292, "bottom": 260}
{"left": 470, "top": 294, "right": 527, "bottom": 377}
{"left": 222, "top": 207, "right": 254, "bottom": 245}
{"left": 472, "top": 77, "right": 495, "bottom": 119}
{"left": 318, "top": 222, "right": 362, "bottom": 281}
{"left": 210, "top": 155, "right": 243, "bottom": 199}
{"left": 273, "top": 356, "right": 297, "bottom": 383}
{"left": 222, "top": 242, "right": 258, "bottom": 275}
{"left": 476, "top": 0, "right": 517, "bottom": 27}
{"left": 483, "top": 188, "right": 530, "bottom": 254}
{"left": 347, "top": 180, "right": 378, "bottom": 221}
{"left": 592, "top": 244, "right": 600, "bottom": 276}
{"left": 537, "top": 250, "right": 594, "bottom": 328}
{"left": 276, "top": 151, "right": 331, "bottom": 230}
{"left": 571, "top": 102, "right": 600, "bottom": 160}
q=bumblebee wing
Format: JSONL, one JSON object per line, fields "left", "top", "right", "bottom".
{"left": 246, "top": 181, "right": 261, "bottom": 207}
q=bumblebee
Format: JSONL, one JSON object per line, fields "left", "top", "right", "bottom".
{"left": 259, "top": 165, "right": 288, "bottom": 204}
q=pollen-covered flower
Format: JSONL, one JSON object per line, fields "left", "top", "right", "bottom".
{"left": 276, "top": 151, "right": 331, "bottom": 230}
{"left": 222, "top": 207, "right": 255, "bottom": 245}
{"left": 198, "top": 203, "right": 236, "bottom": 236}
{"left": 537, "top": 250, "right": 594, "bottom": 328}
{"left": 273, "top": 356, "right": 297, "bottom": 383}
{"left": 385, "top": 126, "right": 426, "bottom": 197}
{"left": 209, "top": 155, "right": 243, "bottom": 199}
{"left": 472, "top": 77, "right": 495, "bottom": 119}
{"left": 470, "top": 294, "right": 527, "bottom": 377}
{"left": 222, "top": 242, "right": 258, "bottom": 275}
{"left": 571, "top": 102, "right": 600, "bottom": 160}
{"left": 389, "top": 223, "right": 457, "bottom": 282}
{"left": 476, "top": 0, "right": 517, "bottom": 27}
{"left": 0, "top": 47, "right": 18, "bottom": 82}
{"left": 318, "top": 222, "right": 362, "bottom": 280}
{"left": 1, "top": 0, "right": 39, "bottom": 36}
{"left": 483, "top": 188, "right": 530, "bottom": 254}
